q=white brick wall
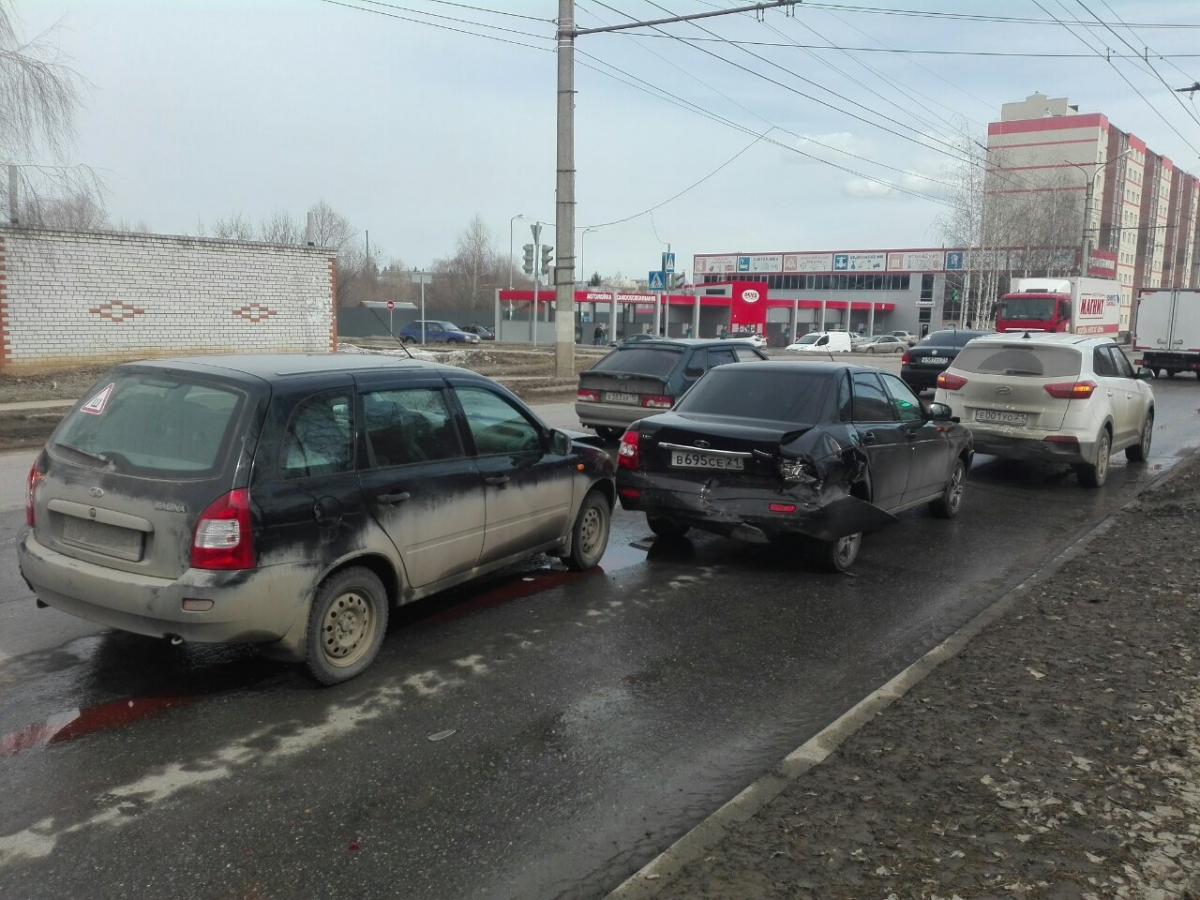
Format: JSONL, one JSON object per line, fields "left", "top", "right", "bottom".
{"left": 0, "top": 226, "right": 336, "bottom": 372}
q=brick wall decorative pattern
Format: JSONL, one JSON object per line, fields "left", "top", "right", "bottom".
{"left": 0, "top": 226, "right": 336, "bottom": 373}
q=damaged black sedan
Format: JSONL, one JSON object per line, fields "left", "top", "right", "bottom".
{"left": 616, "top": 361, "right": 973, "bottom": 571}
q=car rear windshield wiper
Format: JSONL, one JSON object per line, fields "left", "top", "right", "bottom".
{"left": 55, "top": 443, "right": 113, "bottom": 467}
{"left": 1002, "top": 368, "right": 1042, "bottom": 376}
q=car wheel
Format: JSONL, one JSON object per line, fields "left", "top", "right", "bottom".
{"left": 815, "top": 533, "right": 862, "bottom": 573}
{"left": 867, "top": 347, "right": 875, "bottom": 354}
{"left": 304, "top": 567, "right": 389, "bottom": 685}
{"left": 929, "top": 457, "right": 966, "bottom": 519}
{"left": 1125, "top": 410, "right": 1153, "bottom": 462}
{"left": 595, "top": 426, "right": 623, "bottom": 442}
{"left": 1077, "top": 428, "right": 1112, "bottom": 488}
{"left": 647, "top": 516, "right": 690, "bottom": 539}
{"left": 561, "top": 490, "right": 611, "bottom": 571}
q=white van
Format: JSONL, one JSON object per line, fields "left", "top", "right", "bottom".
{"left": 785, "top": 331, "right": 853, "bottom": 353}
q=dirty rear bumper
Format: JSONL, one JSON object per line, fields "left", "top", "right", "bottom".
{"left": 617, "top": 471, "right": 895, "bottom": 542}
{"left": 18, "top": 530, "right": 316, "bottom": 661}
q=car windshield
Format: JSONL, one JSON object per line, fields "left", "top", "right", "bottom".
{"left": 952, "top": 344, "right": 1082, "bottom": 377}
{"left": 590, "top": 346, "right": 683, "bottom": 376}
{"left": 676, "top": 368, "right": 829, "bottom": 423}
{"left": 53, "top": 374, "right": 244, "bottom": 476}
{"left": 997, "top": 297, "right": 1055, "bottom": 320}
{"left": 794, "top": 334, "right": 820, "bottom": 345}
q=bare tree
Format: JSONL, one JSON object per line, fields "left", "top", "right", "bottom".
{"left": 1, "top": 0, "right": 100, "bottom": 222}
{"left": 208, "top": 212, "right": 257, "bottom": 241}
{"left": 308, "top": 199, "right": 355, "bottom": 252}
{"left": 259, "top": 208, "right": 304, "bottom": 245}
{"left": 25, "top": 189, "right": 107, "bottom": 229}
{"left": 432, "top": 214, "right": 507, "bottom": 309}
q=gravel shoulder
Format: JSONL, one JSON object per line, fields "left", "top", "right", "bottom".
{"left": 618, "top": 453, "right": 1200, "bottom": 900}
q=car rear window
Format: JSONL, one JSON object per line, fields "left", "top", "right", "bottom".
{"left": 923, "top": 331, "right": 983, "bottom": 346}
{"left": 53, "top": 374, "right": 244, "bottom": 476}
{"left": 676, "top": 368, "right": 829, "bottom": 423}
{"left": 590, "top": 346, "right": 683, "bottom": 376}
{"left": 952, "top": 345, "right": 1082, "bottom": 377}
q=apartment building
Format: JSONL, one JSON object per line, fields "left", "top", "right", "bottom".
{"left": 985, "top": 92, "right": 1200, "bottom": 331}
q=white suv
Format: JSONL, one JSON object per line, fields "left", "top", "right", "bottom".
{"left": 933, "top": 333, "right": 1154, "bottom": 487}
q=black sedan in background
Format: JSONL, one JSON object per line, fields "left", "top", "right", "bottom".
{"left": 616, "top": 361, "right": 973, "bottom": 572}
{"left": 901, "top": 329, "right": 992, "bottom": 393}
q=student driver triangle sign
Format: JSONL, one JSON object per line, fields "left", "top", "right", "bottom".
{"left": 81, "top": 383, "right": 115, "bottom": 415}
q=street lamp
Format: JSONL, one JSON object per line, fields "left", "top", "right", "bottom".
{"left": 509, "top": 213, "right": 526, "bottom": 290}
{"left": 1068, "top": 148, "right": 1132, "bottom": 276}
{"left": 579, "top": 227, "right": 598, "bottom": 285}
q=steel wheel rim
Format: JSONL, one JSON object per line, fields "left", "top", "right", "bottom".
{"left": 323, "top": 591, "right": 373, "bottom": 668}
{"left": 1096, "top": 434, "right": 1110, "bottom": 481}
{"left": 1141, "top": 415, "right": 1153, "bottom": 456}
{"left": 947, "top": 463, "right": 965, "bottom": 512}
{"left": 578, "top": 505, "right": 606, "bottom": 558}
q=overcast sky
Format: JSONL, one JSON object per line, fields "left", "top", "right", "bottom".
{"left": 13, "top": 0, "right": 1200, "bottom": 280}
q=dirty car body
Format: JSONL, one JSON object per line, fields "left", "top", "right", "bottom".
{"left": 18, "top": 354, "right": 615, "bottom": 683}
{"left": 616, "top": 361, "right": 973, "bottom": 566}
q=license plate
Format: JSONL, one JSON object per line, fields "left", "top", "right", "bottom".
{"left": 670, "top": 450, "right": 744, "bottom": 471}
{"left": 61, "top": 516, "right": 144, "bottom": 562}
{"left": 603, "top": 391, "right": 639, "bottom": 405}
{"left": 975, "top": 409, "right": 1028, "bottom": 426}
{"left": 923, "top": 357, "right": 949, "bottom": 365}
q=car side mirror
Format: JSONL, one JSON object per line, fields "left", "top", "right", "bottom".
{"left": 1135, "top": 368, "right": 1154, "bottom": 381}
{"left": 927, "top": 401, "right": 954, "bottom": 421}
{"left": 549, "top": 429, "right": 572, "bottom": 456}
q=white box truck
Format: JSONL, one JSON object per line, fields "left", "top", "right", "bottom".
{"left": 994, "top": 277, "right": 1122, "bottom": 335}
{"left": 1133, "top": 288, "right": 1200, "bottom": 380}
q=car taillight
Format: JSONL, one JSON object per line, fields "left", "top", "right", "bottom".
{"left": 937, "top": 372, "right": 968, "bottom": 391}
{"left": 25, "top": 454, "right": 46, "bottom": 527}
{"left": 618, "top": 429, "right": 641, "bottom": 470}
{"left": 642, "top": 395, "right": 674, "bottom": 409}
{"left": 901, "top": 352, "right": 911, "bottom": 364}
{"left": 577, "top": 388, "right": 599, "bottom": 403}
{"left": 1044, "top": 380, "right": 1096, "bottom": 400}
{"left": 191, "top": 488, "right": 254, "bottom": 570}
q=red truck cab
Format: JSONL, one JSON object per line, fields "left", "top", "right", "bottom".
{"left": 994, "top": 291, "right": 1072, "bottom": 333}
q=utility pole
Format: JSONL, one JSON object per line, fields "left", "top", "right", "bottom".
{"left": 554, "top": 0, "right": 576, "bottom": 377}
{"left": 555, "top": 0, "right": 798, "bottom": 377}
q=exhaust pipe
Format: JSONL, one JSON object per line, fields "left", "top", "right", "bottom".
{"left": 166, "top": 634, "right": 184, "bottom": 646}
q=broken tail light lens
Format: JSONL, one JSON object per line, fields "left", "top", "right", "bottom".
{"left": 192, "top": 488, "right": 254, "bottom": 570}
{"left": 937, "top": 372, "right": 968, "bottom": 391}
{"left": 778, "top": 458, "right": 819, "bottom": 484}
{"left": 1044, "top": 380, "right": 1096, "bottom": 400}
{"left": 576, "top": 388, "right": 599, "bottom": 403}
{"left": 618, "top": 430, "right": 641, "bottom": 470}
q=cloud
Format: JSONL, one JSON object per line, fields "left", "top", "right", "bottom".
{"left": 789, "top": 132, "right": 877, "bottom": 166}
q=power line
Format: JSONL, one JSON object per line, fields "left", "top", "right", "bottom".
{"left": 387, "top": 0, "right": 552, "bottom": 22}
{"left": 316, "top": 0, "right": 551, "bottom": 46}
{"left": 799, "top": 3, "right": 1200, "bottom": 29}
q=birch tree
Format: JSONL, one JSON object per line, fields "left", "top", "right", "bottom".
{"left": 1, "top": 0, "right": 100, "bottom": 221}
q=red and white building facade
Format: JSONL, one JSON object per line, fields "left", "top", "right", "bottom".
{"left": 986, "top": 93, "right": 1200, "bottom": 330}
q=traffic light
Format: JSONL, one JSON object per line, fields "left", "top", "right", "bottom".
{"left": 541, "top": 245, "right": 553, "bottom": 276}
{"left": 522, "top": 244, "right": 535, "bottom": 275}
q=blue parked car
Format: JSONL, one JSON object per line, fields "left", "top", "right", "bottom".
{"left": 399, "top": 320, "right": 480, "bottom": 345}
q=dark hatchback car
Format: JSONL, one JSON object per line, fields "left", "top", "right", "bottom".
{"left": 576, "top": 338, "right": 768, "bottom": 440}
{"left": 901, "top": 329, "right": 992, "bottom": 393}
{"left": 616, "top": 361, "right": 973, "bottom": 571}
{"left": 19, "top": 354, "right": 615, "bottom": 684}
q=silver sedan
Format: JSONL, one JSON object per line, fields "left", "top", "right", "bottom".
{"left": 859, "top": 335, "right": 907, "bottom": 354}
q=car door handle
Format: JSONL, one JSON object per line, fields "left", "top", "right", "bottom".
{"left": 485, "top": 475, "right": 510, "bottom": 486}
{"left": 376, "top": 492, "right": 410, "bottom": 504}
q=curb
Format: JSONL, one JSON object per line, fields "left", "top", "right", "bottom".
{"left": 604, "top": 449, "right": 1199, "bottom": 900}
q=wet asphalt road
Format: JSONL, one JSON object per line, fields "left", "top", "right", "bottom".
{"left": 1, "top": 380, "right": 1199, "bottom": 900}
